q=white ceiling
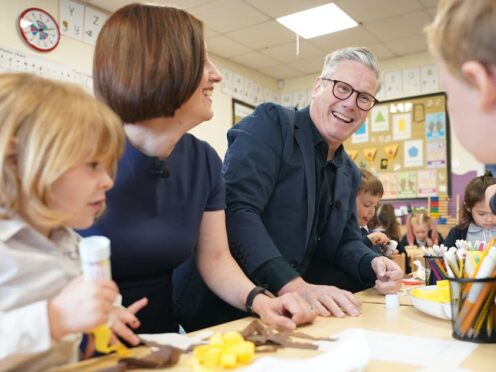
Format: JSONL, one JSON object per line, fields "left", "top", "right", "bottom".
{"left": 83, "top": 0, "right": 438, "bottom": 80}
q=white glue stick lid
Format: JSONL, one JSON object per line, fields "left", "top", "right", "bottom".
{"left": 388, "top": 240, "right": 398, "bottom": 250}
{"left": 385, "top": 294, "right": 400, "bottom": 309}
{"left": 79, "top": 236, "right": 110, "bottom": 262}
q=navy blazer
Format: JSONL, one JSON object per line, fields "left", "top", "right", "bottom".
{"left": 223, "top": 103, "right": 379, "bottom": 287}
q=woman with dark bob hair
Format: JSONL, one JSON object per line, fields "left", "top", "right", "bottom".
{"left": 81, "top": 3, "right": 316, "bottom": 341}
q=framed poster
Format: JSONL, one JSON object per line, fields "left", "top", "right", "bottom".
{"left": 232, "top": 99, "right": 255, "bottom": 126}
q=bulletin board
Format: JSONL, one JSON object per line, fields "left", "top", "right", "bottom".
{"left": 343, "top": 92, "right": 450, "bottom": 200}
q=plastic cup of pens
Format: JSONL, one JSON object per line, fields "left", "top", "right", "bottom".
{"left": 447, "top": 276, "right": 496, "bottom": 343}
{"left": 424, "top": 255, "right": 446, "bottom": 285}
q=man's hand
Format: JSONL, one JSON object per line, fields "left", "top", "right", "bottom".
{"left": 371, "top": 256, "right": 403, "bottom": 294}
{"left": 367, "top": 231, "right": 389, "bottom": 246}
{"left": 251, "top": 291, "right": 317, "bottom": 330}
{"left": 278, "top": 277, "right": 361, "bottom": 318}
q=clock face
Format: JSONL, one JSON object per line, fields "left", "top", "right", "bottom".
{"left": 18, "top": 8, "right": 60, "bottom": 52}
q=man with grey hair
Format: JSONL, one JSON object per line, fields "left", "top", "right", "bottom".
{"left": 174, "top": 47, "right": 402, "bottom": 331}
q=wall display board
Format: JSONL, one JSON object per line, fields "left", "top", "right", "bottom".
{"left": 0, "top": 46, "right": 92, "bottom": 91}
{"left": 344, "top": 92, "right": 450, "bottom": 200}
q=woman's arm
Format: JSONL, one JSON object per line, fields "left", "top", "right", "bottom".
{"left": 196, "top": 210, "right": 316, "bottom": 329}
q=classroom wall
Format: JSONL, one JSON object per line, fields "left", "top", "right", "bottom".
{"left": 1, "top": 0, "right": 483, "bottom": 191}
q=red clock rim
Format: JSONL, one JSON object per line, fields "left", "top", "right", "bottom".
{"left": 18, "top": 7, "right": 61, "bottom": 52}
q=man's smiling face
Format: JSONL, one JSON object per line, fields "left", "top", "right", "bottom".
{"left": 310, "top": 60, "right": 377, "bottom": 152}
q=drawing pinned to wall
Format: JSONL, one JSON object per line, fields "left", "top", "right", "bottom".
{"left": 402, "top": 68, "right": 421, "bottom": 96}
{"left": 417, "top": 170, "right": 438, "bottom": 197}
{"left": 83, "top": 6, "right": 108, "bottom": 45}
{"left": 243, "top": 78, "right": 255, "bottom": 105}
{"left": 370, "top": 105, "right": 389, "bottom": 132}
{"left": 379, "top": 173, "right": 398, "bottom": 199}
{"left": 60, "top": 0, "right": 84, "bottom": 41}
{"left": 420, "top": 65, "right": 439, "bottom": 93}
{"left": 232, "top": 73, "right": 244, "bottom": 101}
{"left": 384, "top": 144, "right": 399, "bottom": 159}
{"left": 426, "top": 141, "right": 447, "bottom": 168}
{"left": 351, "top": 120, "right": 369, "bottom": 143}
{"left": 404, "top": 139, "right": 423, "bottom": 167}
{"left": 397, "top": 171, "right": 417, "bottom": 198}
{"left": 60, "top": 0, "right": 108, "bottom": 45}
{"left": 346, "top": 150, "right": 358, "bottom": 161}
{"left": 220, "top": 68, "right": 234, "bottom": 96}
{"left": 425, "top": 112, "right": 446, "bottom": 140}
{"left": 363, "top": 147, "right": 377, "bottom": 162}
{"left": 384, "top": 71, "right": 402, "bottom": 99}
{"left": 392, "top": 113, "right": 411, "bottom": 140}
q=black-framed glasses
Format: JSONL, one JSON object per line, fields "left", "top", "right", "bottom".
{"left": 321, "top": 78, "right": 379, "bottom": 111}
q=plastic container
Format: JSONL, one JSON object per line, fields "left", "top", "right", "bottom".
{"left": 447, "top": 276, "right": 496, "bottom": 343}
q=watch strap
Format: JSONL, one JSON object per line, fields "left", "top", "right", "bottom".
{"left": 245, "top": 286, "right": 274, "bottom": 315}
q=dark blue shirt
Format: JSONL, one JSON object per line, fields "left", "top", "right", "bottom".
{"left": 80, "top": 134, "right": 225, "bottom": 333}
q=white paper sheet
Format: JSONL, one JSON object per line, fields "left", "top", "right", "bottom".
{"left": 319, "top": 329, "right": 478, "bottom": 369}
{"left": 239, "top": 328, "right": 369, "bottom": 372}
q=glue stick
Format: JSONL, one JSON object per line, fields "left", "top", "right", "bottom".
{"left": 79, "top": 236, "right": 111, "bottom": 280}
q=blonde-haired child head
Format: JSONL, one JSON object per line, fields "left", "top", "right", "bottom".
{"left": 426, "top": 0, "right": 496, "bottom": 164}
{"left": 406, "top": 209, "right": 439, "bottom": 246}
{"left": 0, "top": 73, "right": 124, "bottom": 231}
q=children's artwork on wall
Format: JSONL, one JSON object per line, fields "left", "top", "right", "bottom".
{"left": 392, "top": 113, "right": 412, "bottom": 140}
{"left": 344, "top": 92, "right": 450, "bottom": 200}
{"left": 370, "top": 105, "right": 389, "bottom": 132}
{"left": 404, "top": 140, "right": 423, "bottom": 167}
{"left": 426, "top": 141, "right": 447, "bottom": 168}
{"left": 351, "top": 121, "right": 369, "bottom": 143}
{"left": 417, "top": 170, "right": 438, "bottom": 197}
{"left": 425, "top": 112, "right": 446, "bottom": 139}
{"left": 379, "top": 173, "right": 398, "bottom": 199}
{"left": 397, "top": 172, "right": 417, "bottom": 198}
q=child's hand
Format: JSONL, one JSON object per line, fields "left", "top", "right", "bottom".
{"left": 426, "top": 237, "right": 434, "bottom": 247}
{"left": 110, "top": 297, "right": 148, "bottom": 345}
{"left": 48, "top": 276, "right": 119, "bottom": 341}
{"left": 367, "top": 231, "right": 389, "bottom": 246}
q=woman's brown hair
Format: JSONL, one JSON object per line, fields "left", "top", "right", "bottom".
{"left": 93, "top": 3, "right": 205, "bottom": 123}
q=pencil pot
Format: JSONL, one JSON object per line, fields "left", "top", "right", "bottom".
{"left": 424, "top": 255, "right": 446, "bottom": 285}
{"left": 447, "top": 277, "right": 496, "bottom": 343}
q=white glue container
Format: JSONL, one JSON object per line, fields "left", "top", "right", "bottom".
{"left": 79, "top": 236, "right": 111, "bottom": 280}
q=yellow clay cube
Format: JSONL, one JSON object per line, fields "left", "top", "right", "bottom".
{"left": 220, "top": 352, "right": 237, "bottom": 368}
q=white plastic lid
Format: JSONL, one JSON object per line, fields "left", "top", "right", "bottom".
{"left": 385, "top": 294, "right": 400, "bottom": 309}
{"left": 79, "top": 236, "right": 110, "bottom": 262}
{"left": 388, "top": 240, "right": 398, "bottom": 250}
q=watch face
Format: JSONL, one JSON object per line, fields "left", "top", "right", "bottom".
{"left": 18, "top": 8, "right": 60, "bottom": 52}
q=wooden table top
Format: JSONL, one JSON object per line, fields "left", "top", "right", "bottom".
{"left": 59, "top": 297, "right": 495, "bottom": 371}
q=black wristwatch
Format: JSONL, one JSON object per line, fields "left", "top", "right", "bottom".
{"left": 245, "top": 286, "right": 274, "bottom": 315}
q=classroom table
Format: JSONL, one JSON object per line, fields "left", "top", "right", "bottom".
{"left": 57, "top": 296, "right": 495, "bottom": 371}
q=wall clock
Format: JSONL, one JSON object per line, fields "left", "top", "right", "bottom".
{"left": 18, "top": 8, "right": 61, "bottom": 52}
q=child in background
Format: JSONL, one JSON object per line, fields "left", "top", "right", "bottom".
{"left": 369, "top": 203, "right": 401, "bottom": 243}
{"left": 356, "top": 169, "right": 391, "bottom": 255}
{"left": 445, "top": 171, "right": 496, "bottom": 248}
{"left": 0, "top": 73, "right": 144, "bottom": 370}
{"left": 398, "top": 210, "right": 444, "bottom": 273}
